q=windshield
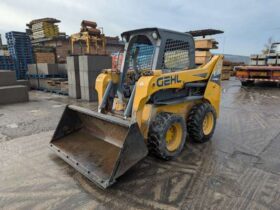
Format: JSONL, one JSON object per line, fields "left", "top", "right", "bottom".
{"left": 125, "top": 35, "right": 155, "bottom": 72}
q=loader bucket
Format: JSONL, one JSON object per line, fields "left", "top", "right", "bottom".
{"left": 49, "top": 105, "right": 148, "bottom": 189}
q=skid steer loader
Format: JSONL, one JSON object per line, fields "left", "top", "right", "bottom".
{"left": 50, "top": 28, "right": 223, "bottom": 189}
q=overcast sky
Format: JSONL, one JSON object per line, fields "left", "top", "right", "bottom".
{"left": 0, "top": 0, "right": 280, "bottom": 56}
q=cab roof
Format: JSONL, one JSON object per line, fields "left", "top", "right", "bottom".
{"left": 121, "top": 27, "right": 193, "bottom": 40}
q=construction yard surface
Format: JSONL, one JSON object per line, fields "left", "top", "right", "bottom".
{"left": 0, "top": 78, "right": 280, "bottom": 210}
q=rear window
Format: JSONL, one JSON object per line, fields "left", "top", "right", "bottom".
{"left": 162, "top": 39, "right": 190, "bottom": 71}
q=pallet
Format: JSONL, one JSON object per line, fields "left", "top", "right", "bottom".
{"left": 6, "top": 36, "right": 31, "bottom": 40}
{"left": 7, "top": 43, "right": 32, "bottom": 46}
{"left": 32, "top": 87, "right": 68, "bottom": 95}
{"left": 9, "top": 52, "right": 33, "bottom": 56}
{"left": 0, "top": 66, "right": 14, "bottom": 70}
{"left": 6, "top": 39, "right": 28, "bottom": 42}
{"left": 13, "top": 64, "right": 33, "bottom": 68}
{"left": 11, "top": 55, "right": 33, "bottom": 60}
{"left": 27, "top": 74, "right": 67, "bottom": 79}
{"left": 8, "top": 44, "right": 32, "bottom": 48}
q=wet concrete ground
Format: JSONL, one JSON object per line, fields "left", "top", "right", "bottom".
{"left": 0, "top": 78, "right": 280, "bottom": 210}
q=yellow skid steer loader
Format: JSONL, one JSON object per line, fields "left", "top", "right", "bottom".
{"left": 50, "top": 28, "right": 223, "bottom": 189}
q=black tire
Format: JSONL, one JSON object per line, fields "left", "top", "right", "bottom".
{"left": 241, "top": 80, "right": 254, "bottom": 86}
{"left": 148, "top": 113, "right": 187, "bottom": 160}
{"left": 187, "top": 103, "right": 216, "bottom": 143}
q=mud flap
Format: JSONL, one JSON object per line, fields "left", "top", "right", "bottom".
{"left": 49, "top": 105, "right": 148, "bottom": 189}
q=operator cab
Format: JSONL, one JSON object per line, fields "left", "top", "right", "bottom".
{"left": 118, "top": 28, "right": 196, "bottom": 99}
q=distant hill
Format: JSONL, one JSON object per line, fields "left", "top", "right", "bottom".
{"left": 222, "top": 54, "right": 250, "bottom": 64}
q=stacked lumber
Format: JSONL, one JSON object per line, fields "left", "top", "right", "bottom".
{"left": 267, "top": 53, "right": 280, "bottom": 65}
{"left": 195, "top": 50, "right": 211, "bottom": 66}
{"left": 250, "top": 54, "right": 266, "bottom": 66}
{"left": 32, "top": 22, "right": 59, "bottom": 39}
{"left": 222, "top": 61, "right": 245, "bottom": 80}
{"left": 249, "top": 53, "right": 280, "bottom": 66}
{"left": 27, "top": 18, "right": 60, "bottom": 40}
{"left": 195, "top": 39, "right": 218, "bottom": 65}
{"left": 222, "top": 61, "right": 232, "bottom": 80}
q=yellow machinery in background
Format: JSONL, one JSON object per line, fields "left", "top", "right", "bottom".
{"left": 70, "top": 20, "right": 106, "bottom": 54}
{"left": 50, "top": 28, "right": 223, "bottom": 189}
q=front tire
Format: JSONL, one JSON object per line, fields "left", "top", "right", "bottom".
{"left": 187, "top": 103, "right": 216, "bottom": 143}
{"left": 148, "top": 113, "right": 187, "bottom": 160}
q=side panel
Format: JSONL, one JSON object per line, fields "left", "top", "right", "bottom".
{"left": 135, "top": 55, "right": 223, "bottom": 137}
{"left": 132, "top": 55, "right": 221, "bottom": 116}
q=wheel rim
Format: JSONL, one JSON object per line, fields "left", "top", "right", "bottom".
{"left": 202, "top": 112, "right": 214, "bottom": 135}
{"left": 165, "top": 123, "right": 182, "bottom": 152}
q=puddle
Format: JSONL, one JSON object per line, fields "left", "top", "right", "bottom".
{"left": 6, "top": 123, "right": 18, "bottom": 129}
{"left": 29, "top": 109, "right": 48, "bottom": 116}
{"left": 30, "top": 110, "right": 40, "bottom": 113}
{"left": 52, "top": 104, "right": 64, "bottom": 108}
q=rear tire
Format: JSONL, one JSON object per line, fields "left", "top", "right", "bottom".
{"left": 187, "top": 103, "right": 216, "bottom": 143}
{"left": 148, "top": 113, "right": 187, "bottom": 160}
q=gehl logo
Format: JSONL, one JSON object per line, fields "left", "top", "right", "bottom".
{"left": 156, "top": 75, "right": 181, "bottom": 87}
